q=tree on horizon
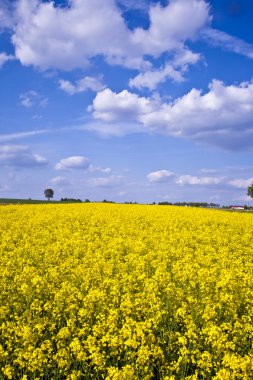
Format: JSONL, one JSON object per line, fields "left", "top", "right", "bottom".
{"left": 247, "top": 183, "right": 253, "bottom": 202}
{"left": 44, "top": 188, "right": 54, "bottom": 201}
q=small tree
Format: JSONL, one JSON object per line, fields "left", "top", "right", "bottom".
{"left": 247, "top": 183, "right": 253, "bottom": 200}
{"left": 44, "top": 188, "right": 54, "bottom": 201}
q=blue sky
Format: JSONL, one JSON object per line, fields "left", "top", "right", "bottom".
{"left": 1, "top": 0, "right": 253, "bottom": 204}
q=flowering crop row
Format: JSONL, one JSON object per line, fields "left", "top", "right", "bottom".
{"left": 0, "top": 204, "right": 253, "bottom": 379}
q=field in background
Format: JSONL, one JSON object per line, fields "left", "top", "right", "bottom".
{"left": 0, "top": 204, "right": 253, "bottom": 379}
{"left": 0, "top": 198, "right": 71, "bottom": 204}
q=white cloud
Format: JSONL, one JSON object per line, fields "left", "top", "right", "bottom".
{"left": 202, "top": 28, "right": 253, "bottom": 60}
{"left": 147, "top": 169, "right": 224, "bottom": 186}
{"left": 20, "top": 90, "right": 48, "bottom": 108}
{"left": 228, "top": 177, "right": 253, "bottom": 189}
{"left": 176, "top": 175, "right": 222, "bottom": 186}
{"left": 88, "top": 88, "right": 155, "bottom": 122}
{"left": 88, "top": 175, "right": 123, "bottom": 187}
{"left": 0, "top": 52, "right": 15, "bottom": 68}
{"left": 147, "top": 170, "right": 175, "bottom": 183}
{"left": 177, "top": 173, "right": 253, "bottom": 189}
{"left": 3, "top": 0, "right": 251, "bottom": 91}
{"left": 129, "top": 46, "right": 201, "bottom": 91}
{"left": 129, "top": 63, "right": 184, "bottom": 90}
{"left": 89, "top": 80, "right": 253, "bottom": 149}
{"left": 147, "top": 168, "right": 253, "bottom": 190}
{"left": 12, "top": 0, "right": 140, "bottom": 70}
{"left": 0, "top": 144, "right": 47, "bottom": 167}
{"left": 59, "top": 76, "right": 105, "bottom": 95}
{"left": 11, "top": 0, "right": 210, "bottom": 71}
{"left": 55, "top": 156, "right": 90, "bottom": 171}
{"left": 131, "top": 0, "right": 210, "bottom": 56}
{"left": 173, "top": 49, "right": 201, "bottom": 68}
{"left": 142, "top": 79, "right": 253, "bottom": 148}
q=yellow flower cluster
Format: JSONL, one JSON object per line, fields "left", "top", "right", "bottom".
{"left": 0, "top": 204, "right": 253, "bottom": 379}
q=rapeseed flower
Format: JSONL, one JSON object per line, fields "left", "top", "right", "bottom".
{"left": 0, "top": 203, "right": 253, "bottom": 378}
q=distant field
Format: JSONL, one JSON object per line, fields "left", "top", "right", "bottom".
{"left": 1, "top": 204, "right": 253, "bottom": 379}
{"left": 0, "top": 198, "right": 74, "bottom": 204}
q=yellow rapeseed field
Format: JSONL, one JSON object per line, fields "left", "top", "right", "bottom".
{"left": 0, "top": 203, "right": 253, "bottom": 379}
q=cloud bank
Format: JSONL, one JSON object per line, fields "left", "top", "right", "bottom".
{"left": 89, "top": 80, "right": 253, "bottom": 149}
{"left": 9, "top": 0, "right": 209, "bottom": 74}
{"left": 147, "top": 169, "right": 253, "bottom": 191}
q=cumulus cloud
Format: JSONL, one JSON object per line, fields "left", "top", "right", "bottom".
{"left": 59, "top": 76, "right": 105, "bottom": 95}
{"left": 10, "top": 0, "right": 210, "bottom": 71}
{"left": 89, "top": 80, "right": 253, "bottom": 149}
{"left": 20, "top": 90, "right": 48, "bottom": 108}
{"left": 88, "top": 88, "right": 155, "bottom": 122}
{"left": 129, "top": 50, "right": 201, "bottom": 90}
{"left": 131, "top": 0, "right": 210, "bottom": 56}
{"left": 129, "top": 41, "right": 202, "bottom": 91}
{"left": 55, "top": 156, "right": 90, "bottom": 171}
{"left": 0, "top": 144, "right": 47, "bottom": 167}
{"left": 176, "top": 175, "right": 222, "bottom": 186}
{"left": 147, "top": 169, "right": 224, "bottom": 187}
{"left": 12, "top": 0, "right": 141, "bottom": 70}
{"left": 55, "top": 155, "right": 112, "bottom": 174}
{"left": 147, "top": 168, "right": 253, "bottom": 190}
{"left": 129, "top": 63, "right": 184, "bottom": 90}
{"left": 1, "top": 0, "right": 251, "bottom": 94}
{"left": 141, "top": 79, "right": 253, "bottom": 148}
{"left": 147, "top": 170, "right": 175, "bottom": 183}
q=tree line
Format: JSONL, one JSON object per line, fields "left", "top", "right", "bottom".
{"left": 43, "top": 182, "right": 253, "bottom": 205}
